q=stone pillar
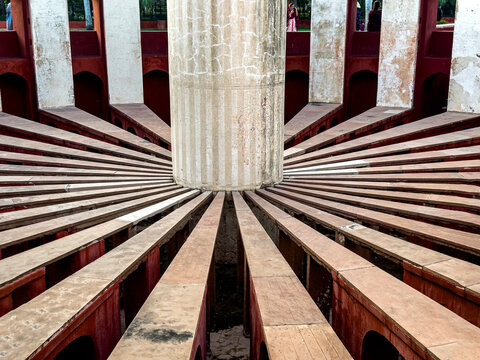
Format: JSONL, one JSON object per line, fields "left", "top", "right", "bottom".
{"left": 168, "top": 0, "right": 285, "bottom": 191}
{"left": 309, "top": 0, "right": 348, "bottom": 104}
{"left": 84, "top": 0, "right": 93, "bottom": 30}
{"left": 447, "top": 0, "right": 480, "bottom": 114}
{"left": 28, "top": 0, "right": 74, "bottom": 109}
{"left": 103, "top": 0, "right": 144, "bottom": 105}
{"left": 376, "top": 0, "right": 422, "bottom": 108}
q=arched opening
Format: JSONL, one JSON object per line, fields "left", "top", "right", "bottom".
{"left": 0, "top": 72, "right": 30, "bottom": 119}
{"left": 285, "top": 70, "right": 309, "bottom": 124}
{"left": 421, "top": 72, "right": 449, "bottom": 118}
{"left": 392, "top": 120, "right": 404, "bottom": 128}
{"left": 317, "top": 125, "right": 326, "bottom": 134}
{"left": 143, "top": 70, "right": 171, "bottom": 125}
{"left": 330, "top": 117, "right": 338, "bottom": 128}
{"left": 362, "top": 331, "right": 403, "bottom": 360}
{"left": 259, "top": 341, "right": 269, "bottom": 360}
{"left": 347, "top": 70, "right": 377, "bottom": 118}
{"left": 194, "top": 345, "right": 202, "bottom": 360}
{"left": 73, "top": 71, "right": 104, "bottom": 119}
{"left": 114, "top": 118, "right": 123, "bottom": 129}
{"left": 158, "top": 137, "right": 169, "bottom": 149}
{"left": 127, "top": 127, "right": 137, "bottom": 135}
{"left": 55, "top": 335, "right": 97, "bottom": 360}
{"left": 144, "top": 136, "right": 152, "bottom": 143}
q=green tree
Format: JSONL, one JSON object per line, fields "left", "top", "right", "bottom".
{"left": 438, "top": 0, "right": 456, "bottom": 18}
{"left": 293, "top": 0, "right": 311, "bottom": 20}
{"left": 139, "top": 0, "right": 166, "bottom": 21}
{"left": 1, "top": 0, "right": 7, "bottom": 22}
{"left": 140, "top": 0, "right": 154, "bottom": 10}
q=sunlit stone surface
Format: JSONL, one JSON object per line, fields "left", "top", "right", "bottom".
{"left": 103, "top": 0, "right": 144, "bottom": 104}
{"left": 448, "top": 0, "right": 480, "bottom": 114}
{"left": 376, "top": 0, "right": 422, "bottom": 108}
{"left": 29, "top": 0, "right": 74, "bottom": 109}
{"left": 309, "top": 0, "right": 348, "bottom": 104}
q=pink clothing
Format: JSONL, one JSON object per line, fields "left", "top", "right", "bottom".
{"left": 287, "top": 7, "right": 299, "bottom": 32}
{"left": 287, "top": 18, "right": 297, "bottom": 32}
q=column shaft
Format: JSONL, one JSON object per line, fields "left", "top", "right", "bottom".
{"left": 376, "top": 0, "right": 421, "bottom": 108}
{"left": 103, "top": 0, "right": 144, "bottom": 105}
{"left": 447, "top": 0, "right": 480, "bottom": 114}
{"left": 168, "top": 0, "right": 286, "bottom": 190}
{"left": 29, "top": 0, "right": 74, "bottom": 109}
{"left": 309, "top": 0, "right": 348, "bottom": 104}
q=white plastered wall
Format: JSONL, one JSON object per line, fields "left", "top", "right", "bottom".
{"left": 103, "top": 0, "right": 144, "bottom": 104}
{"left": 376, "top": 0, "right": 421, "bottom": 108}
{"left": 447, "top": 0, "right": 480, "bottom": 114}
{"left": 309, "top": 0, "right": 348, "bottom": 104}
{"left": 29, "top": 0, "right": 74, "bottom": 109}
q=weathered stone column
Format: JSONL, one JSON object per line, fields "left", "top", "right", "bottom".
{"left": 309, "top": 0, "right": 348, "bottom": 104}
{"left": 103, "top": 0, "right": 144, "bottom": 105}
{"left": 28, "top": 0, "right": 74, "bottom": 109}
{"left": 447, "top": 0, "right": 480, "bottom": 114}
{"left": 167, "top": 0, "right": 286, "bottom": 190}
{"left": 376, "top": 0, "right": 422, "bottom": 108}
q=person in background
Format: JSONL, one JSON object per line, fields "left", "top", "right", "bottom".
{"left": 287, "top": 2, "right": 299, "bottom": 32}
{"left": 356, "top": 1, "right": 361, "bottom": 31}
{"left": 367, "top": 1, "right": 382, "bottom": 32}
{"left": 6, "top": 1, "right": 12, "bottom": 31}
{"left": 437, "top": 6, "right": 443, "bottom": 22}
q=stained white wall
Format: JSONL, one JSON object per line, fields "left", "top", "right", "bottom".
{"left": 376, "top": 0, "right": 421, "bottom": 108}
{"left": 103, "top": 0, "right": 144, "bottom": 104}
{"left": 447, "top": 0, "right": 480, "bottom": 114}
{"left": 29, "top": 0, "right": 74, "bottom": 109}
{"left": 309, "top": 0, "right": 348, "bottom": 104}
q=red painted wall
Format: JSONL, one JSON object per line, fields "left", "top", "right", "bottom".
{"left": 143, "top": 70, "right": 171, "bottom": 125}
{"left": 285, "top": 70, "right": 309, "bottom": 124}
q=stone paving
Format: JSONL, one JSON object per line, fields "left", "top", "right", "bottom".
{"left": 208, "top": 325, "right": 250, "bottom": 360}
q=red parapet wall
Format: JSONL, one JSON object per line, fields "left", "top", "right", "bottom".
{"left": 141, "top": 20, "right": 168, "bottom": 29}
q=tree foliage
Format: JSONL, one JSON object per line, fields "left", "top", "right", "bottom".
{"left": 0, "top": 0, "right": 6, "bottom": 21}
{"left": 139, "top": 0, "right": 167, "bottom": 21}
{"left": 438, "top": 0, "right": 456, "bottom": 18}
{"left": 291, "top": 0, "right": 311, "bottom": 20}
{"left": 67, "top": 0, "right": 91, "bottom": 21}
